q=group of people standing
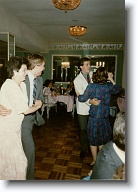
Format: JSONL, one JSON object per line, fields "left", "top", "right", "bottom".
{"left": 0, "top": 53, "right": 45, "bottom": 180}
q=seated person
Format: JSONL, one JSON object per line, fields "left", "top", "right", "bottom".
{"left": 43, "top": 79, "right": 53, "bottom": 94}
{"left": 43, "top": 79, "right": 57, "bottom": 104}
{"left": 64, "top": 79, "right": 75, "bottom": 96}
{"left": 89, "top": 111, "right": 125, "bottom": 180}
{"left": 51, "top": 79, "right": 60, "bottom": 95}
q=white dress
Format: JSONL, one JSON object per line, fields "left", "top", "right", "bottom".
{"left": 0, "top": 79, "right": 29, "bottom": 180}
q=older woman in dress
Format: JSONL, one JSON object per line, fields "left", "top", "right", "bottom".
{"left": 0, "top": 56, "right": 42, "bottom": 180}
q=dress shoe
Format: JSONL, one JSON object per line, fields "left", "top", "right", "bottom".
{"left": 80, "top": 151, "right": 86, "bottom": 160}
{"left": 86, "top": 163, "right": 94, "bottom": 169}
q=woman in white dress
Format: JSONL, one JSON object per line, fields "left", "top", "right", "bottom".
{"left": 0, "top": 56, "right": 42, "bottom": 180}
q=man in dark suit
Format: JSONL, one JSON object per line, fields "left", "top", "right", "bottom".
{"left": 21, "top": 53, "right": 45, "bottom": 180}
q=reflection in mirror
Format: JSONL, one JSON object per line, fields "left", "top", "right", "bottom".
{"left": 52, "top": 55, "right": 81, "bottom": 82}
{"left": 87, "top": 55, "right": 117, "bottom": 80}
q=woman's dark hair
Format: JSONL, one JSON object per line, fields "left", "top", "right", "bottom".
{"left": 6, "top": 56, "right": 29, "bottom": 78}
{"left": 92, "top": 67, "right": 108, "bottom": 84}
{"left": 44, "top": 79, "right": 52, "bottom": 87}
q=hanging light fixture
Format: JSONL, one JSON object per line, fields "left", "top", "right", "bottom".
{"left": 52, "top": 0, "right": 81, "bottom": 13}
{"left": 68, "top": 26, "right": 87, "bottom": 37}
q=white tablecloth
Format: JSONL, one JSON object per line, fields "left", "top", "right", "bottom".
{"left": 56, "top": 95, "right": 74, "bottom": 112}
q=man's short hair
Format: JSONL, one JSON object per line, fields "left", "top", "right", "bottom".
{"left": 79, "top": 57, "right": 91, "bottom": 66}
{"left": 27, "top": 53, "right": 45, "bottom": 69}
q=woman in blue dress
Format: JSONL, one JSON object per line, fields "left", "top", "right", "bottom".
{"left": 76, "top": 67, "right": 121, "bottom": 167}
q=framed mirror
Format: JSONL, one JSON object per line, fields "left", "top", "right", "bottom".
{"left": 52, "top": 55, "right": 81, "bottom": 82}
{"left": 86, "top": 55, "right": 117, "bottom": 81}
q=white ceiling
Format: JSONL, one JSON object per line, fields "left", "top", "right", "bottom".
{"left": 0, "top": 0, "right": 125, "bottom": 52}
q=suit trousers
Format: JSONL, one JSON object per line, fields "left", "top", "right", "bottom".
{"left": 21, "top": 114, "right": 35, "bottom": 180}
{"left": 77, "top": 114, "right": 89, "bottom": 152}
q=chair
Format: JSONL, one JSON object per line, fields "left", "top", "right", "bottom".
{"left": 41, "top": 95, "right": 57, "bottom": 118}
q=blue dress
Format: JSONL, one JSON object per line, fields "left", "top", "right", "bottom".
{"left": 78, "top": 82, "right": 121, "bottom": 146}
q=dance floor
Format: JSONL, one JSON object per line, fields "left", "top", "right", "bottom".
{"left": 33, "top": 106, "right": 92, "bottom": 180}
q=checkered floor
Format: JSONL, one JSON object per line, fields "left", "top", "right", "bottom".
{"left": 33, "top": 106, "right": 92, "bottom": 180}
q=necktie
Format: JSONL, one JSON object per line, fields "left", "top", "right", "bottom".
{"left": 87, "top": 74, "right": 90, "bottom": 84}
{"left": 33, "top": 78, "right": 37, "bottom": 104}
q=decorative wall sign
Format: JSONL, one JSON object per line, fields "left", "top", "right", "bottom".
{"left": 50, "top": 44, "right": 123, "bottom": 50}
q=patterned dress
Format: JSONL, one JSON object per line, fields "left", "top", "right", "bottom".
{"left": 78, "top": 82, "right": 121, "bottom": 146}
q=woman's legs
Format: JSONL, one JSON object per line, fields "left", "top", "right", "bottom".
{"left": 90, "top": 145, "right": 103, "bottom": 166}
{"left": 90, "top": 145, "right": 98, "bottom": 165}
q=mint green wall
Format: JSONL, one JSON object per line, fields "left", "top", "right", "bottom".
{"left": 16, "top": 49, "right": 124, "bottom": 86}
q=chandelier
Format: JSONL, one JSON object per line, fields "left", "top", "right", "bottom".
{"left": 68, "top": 26, "right": 87, "bottom": 37}
{"left": 52, "top": 0, "right": 81, "bottom": 13}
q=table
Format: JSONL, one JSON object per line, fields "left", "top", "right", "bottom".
{"left": 55, "top": 95, "right": 74, "bottom": 112}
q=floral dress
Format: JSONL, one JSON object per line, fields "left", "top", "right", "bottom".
{"left": 78, "top": 82, "right": 121, "bottom": 146}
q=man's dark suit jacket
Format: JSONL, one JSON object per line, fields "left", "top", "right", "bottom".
{"left": 24, "top": 75, "right": 45, "bottom": 125}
